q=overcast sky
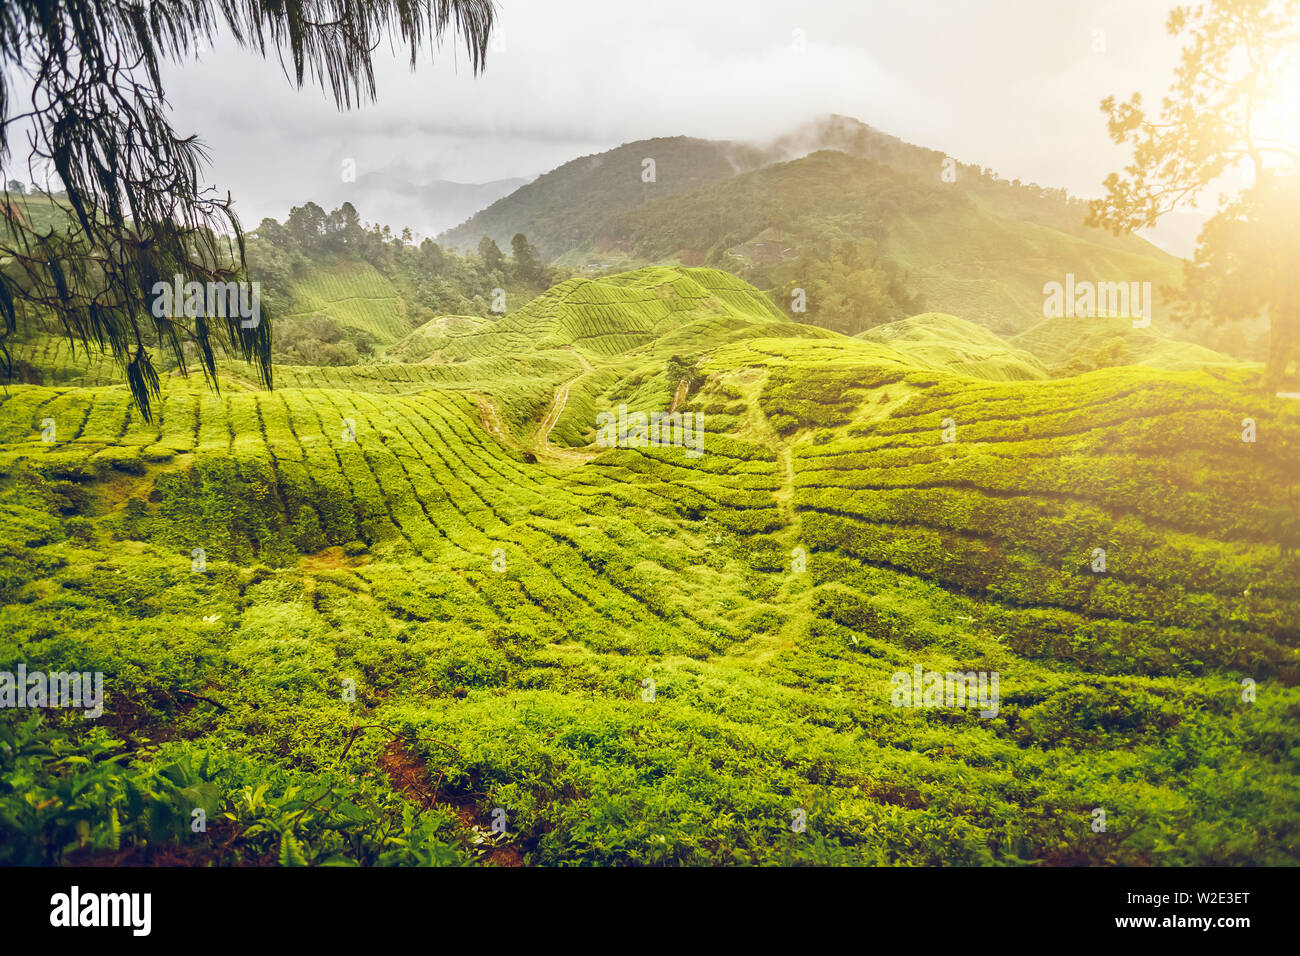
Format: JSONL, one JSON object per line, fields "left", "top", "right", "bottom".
{"left": 38, "top": 1, "right": 1192, "bottom": 229}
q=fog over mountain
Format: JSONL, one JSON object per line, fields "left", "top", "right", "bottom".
{"left": 315, "top": 169, "right": 532, "bottom": 241}
{"left": 116, "top": 0, "right": 1191, "bottom": 234}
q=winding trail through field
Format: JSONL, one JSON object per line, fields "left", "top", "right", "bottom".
{"left": 668, "top": 378, "right": 690, "bottom": 414}
{"left": 474, "top": 348, "right": 599, "bottom": 465}
{"left": 537, "top": 375, "right": 580, "bottom": 449}
{"left": 718, "top": 368, "right": 815, "bottom": 663}
{"left": 529, "top": 348, "right": 598, "bottom": 463}
{"left": 474, "top": 395, "right": 510, "bottom": 443}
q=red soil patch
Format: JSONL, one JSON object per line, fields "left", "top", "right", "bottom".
{"left": 300, "top": 545, "right": 370, "bottom": 572}
{"left": 378, "top": 739, "right": 525, "bottom": 867}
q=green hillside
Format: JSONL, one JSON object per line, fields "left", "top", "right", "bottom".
{"left": 383, "top": 315, "right": 494, "bottom": 364}
{"left": 439, "top": 137, "right": 757, "bottom": 259}
{"left": 434, "top": 115, "right": 1187, "bottom": 341}
{"left": 1, "top": 266, "right": 1297, "bottom": 867}
{"left": 0, "top": 191, "right": 77, "bottom": 236}
{"left": 573, "top": 149, "right": 937, "bottom": 264}
{"left": 569, "top": 150, "right": 1184, "bottom": 334}
{"left": 0, "top": 335, "right": 137, "bottom": 389}
{"left": 386, "top": 265, "right": 790, "bottom": 363}
{"left": 856, "top": 313, "right": 1048, "bottom": 381}
{"left": 283, "top": 259, "right": 411, "bottom": 343}
{"left": 884, "top": 189, "right": 1184, "bottom": 336}
{"left": 437, "top": 114, "right": 1164, "bottom": 265}
{"left": 1013, "top": 317, "right": 1243, "bottom": 375}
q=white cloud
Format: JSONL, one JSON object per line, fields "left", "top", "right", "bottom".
{"left": 134, "top": 0, "right": 1184, "bottom": 227}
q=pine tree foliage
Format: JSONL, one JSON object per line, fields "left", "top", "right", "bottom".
{"left": 0, "top": 0, "right": 496, "bottom": 417}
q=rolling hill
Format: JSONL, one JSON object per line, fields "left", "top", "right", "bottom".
{"left": 387, "top": 265, "right": 790, "bottom": 362}
{"left": 1012, "top": 316, "right": 1241, "bottom": 374}
{"left": 568, "top": 149, "right": 1184, "bottom": 334}
{"left": 1, "top": 266, "right": 1297, "bottom": 867}
{"left": 440, "top": 113, "right": 1113, "bottom": 256}
{"left": 281, "top": 259, "right": 411, "bottom": 344}
{"left": 856, "top": 313, "right": 1048, "bottom": 381}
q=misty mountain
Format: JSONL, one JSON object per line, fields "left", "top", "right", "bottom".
{"left": 436, "top": 115, "right": 1180, "bottom": 334}
{"left": 437, "top": 136, "right": 771, "bottom": 258}
{"left": 574, "top": 148, "right": 1181, "bottom": 333}
{"left": 320, "top": 172, "right": 532, "bottom": 240}
{"left": 437, "top": 113, "right": 1173, "bottom": 261}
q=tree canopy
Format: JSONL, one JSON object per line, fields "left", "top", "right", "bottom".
{"left": 1089, "top": 0, "right": 1300, "bottom": 386}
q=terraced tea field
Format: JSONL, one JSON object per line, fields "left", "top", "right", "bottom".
{"left": 1, "top": 267, "right": 1297, "bottom": 866}
{"left": 283, "top": 260, "right": 411, "bottom": 343}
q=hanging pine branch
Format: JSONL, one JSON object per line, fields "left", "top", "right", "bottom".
{"left": 0, "top": 0, "right": 496, "bottom": 418}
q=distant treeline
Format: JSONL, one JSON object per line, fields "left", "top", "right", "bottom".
{"left": 246, "top": 201, "right": 560, "bottom": 364}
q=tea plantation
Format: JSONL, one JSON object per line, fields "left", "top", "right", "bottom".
{"left": 1, "top": 268, "right": 1296, "bottom": 866}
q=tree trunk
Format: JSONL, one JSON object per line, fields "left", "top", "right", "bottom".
{"left": 1266, "top": 303, "right": 1298, "bottom": 393}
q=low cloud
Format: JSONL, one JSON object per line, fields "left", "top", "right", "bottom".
{"left": 110, "top": 0, "right": 1182, "bottom": 229}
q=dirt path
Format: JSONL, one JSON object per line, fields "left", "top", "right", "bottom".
{"left": 718, "top": 368, "right": 815, "bottom": 663}
{"left": 560, "top": 345, "right": 595, "bottom": 373}
{"left": 378, "top": 739, "right": 524, "bottom": 866}
{"left": 474, "top": 394, "right": 512, "bottom": 444}
{"left": 668, "top": 378, "right": 690, "bottom": 414}
{"left": 526, "top": 376, "right": 594, "bottom": 466}
{"left": 537, "top": 374, "right": 582, "bottom": 452}
{"left": 731, "top": 585, "right": 815, "bottom": 665}
{"left": 472, "top": 355, "right": 600, "bottom": 465}
{"left": 529, "top": 347, "right": 604, "bottom": 463}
